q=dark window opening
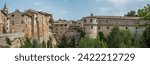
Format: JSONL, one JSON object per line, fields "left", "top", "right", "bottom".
{"left": 12, "top": 14, "right": 14, "bottom": 17}
{"left": 107, "top": 27, "right": 109, "bottom": 29}
{"left": 99, "top": 27, "right": 100, "bottom": 29}
{"left": 22, "top": 14, "right": 24, "bottom": 17}
{"left": 90, "top": 19, "right": 93, "bottom": 23}
{"left": 91, "top": 26, "right": 93, "bottom": 29}
{"left": 136, "top": 27, "right": 138, "bottom": 29}
{"left": 21, "top": 21, "right": 23, "bottom": 24}
{"left": 126, "top": 27, "right": 128, "bottom": 29}
{"left": 12, "top": 21, "right": 14, "bottom": 25}
{"left": 49, "top": 26, "right": 52, "bottom": 29}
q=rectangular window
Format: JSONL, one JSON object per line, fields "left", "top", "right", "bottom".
{"left": 126, "top": 27, "right": 128, "bottom": 29}
{"left": 90, "top": 19, "right": 93, "bottom": 23}
{"left": 91, "top": 26, "right": 93, "bottom": 29}
{"left": 12, "top": 21, "right": 14, "bottom": 25}
{"left": 21, "top": 21, "right": 23, "bottom": 24}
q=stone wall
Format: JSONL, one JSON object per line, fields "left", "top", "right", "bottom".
{"left": 83, "top": 15, "right": 147, "bottom": 38}
{"left": 0, "top": 33, "right": 25, "bottom": 48}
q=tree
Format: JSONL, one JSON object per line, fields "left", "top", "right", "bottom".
{"left": 78, "top": 35, "right": 108, "bottom": 48}
{"left": 108, "top": 26, "right": 132, "bottom": 48}
{"left": 138, "top": 4, "right": 150, "bottom": 20}
{"left": 47, "top": 38, "right": 52, "bottom": 48}
{"left": 131, "top": 33, "right": 143, "bottom": 48}
{"left": 94, "top": 36, "right": 108, "bottom": 48}
{"left": 119, "top": 30, "right": 132, "bottom": 48}
{"left": 98, "top": 32, "right": 107, "bottom": 42}
{"left": 125, "top": 10, "right": 137, "bottom": 17}
{"left": 137, "top": 4, "right": 150, "bottom": 48}
{"left": 108, "top": 26, "right": 121, "bottom": 48}
{"left": 143, "top": 24, "right": 150, "bottom": 48}
{"left": 42, "top": 41, "right": 46, "bottom": 48}
{"left": 20, "top": 37, "right": 32, "bottom": 48}
{"left": 58, "top": 35, "right": 68, "bottom": 48}
{"left": 20, "top": 37, "right": 42, "bottom": 48}
{"left": 5, "top": 37, "right": 11, "bottom": 46}
{"left": 32, "top": 39, "right": 41, "bottom": 48}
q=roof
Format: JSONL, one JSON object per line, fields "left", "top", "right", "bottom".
{"left": 84, "top": 16, "right": 140, "bottom": 20}
{"left": 25, "top": 9, "right": 52, "bottom": 16}
{"left": 9, "top": 9, "right": 32, "bottom": 18}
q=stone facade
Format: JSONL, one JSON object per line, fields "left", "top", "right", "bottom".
{"left": 9, "top": 9, "right": 53, "bottom": 42}
{"left": 9, "top": 9, "right": 32, "bottom": 38}
{"left": 83, "top": 14, "right": 147, "bottom": 38}
{"left": 0, "top": 4, "right": 55, "bottom": 47}
{"left": 53, "top": 19, "right": 83, "bottom": 43}
{"left": 0, "top": 3, "right": 9, "bottom": 34}
{"left": 0, "top": 3, "right": 149, "bottom": 47}
{"left": 24, "top": 9, "right": 53, "bottom": 42}
{"left": 0, "top": 33, "right": 24, "bottom": 48}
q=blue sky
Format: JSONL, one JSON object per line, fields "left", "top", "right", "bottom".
{"left": 0, "top": 0, "right": 150, "bottom": 20}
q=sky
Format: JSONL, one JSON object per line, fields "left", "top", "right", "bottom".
{"left": 0, "top": 0, "right": 150, "bottom": 20}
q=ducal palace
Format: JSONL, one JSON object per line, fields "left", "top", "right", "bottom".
{"left": 0, "top": 4, "right": 148, "bottom": 47}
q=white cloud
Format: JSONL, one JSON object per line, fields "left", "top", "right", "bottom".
{"left": 108, "top": 0, "right": 129, "bottom": 7}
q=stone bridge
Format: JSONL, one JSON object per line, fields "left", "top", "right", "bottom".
{"left": 0, "top": 33, "right": 25, "bottom": 48}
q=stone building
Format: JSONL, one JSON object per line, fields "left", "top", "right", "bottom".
{"left": 9, "top": 9, "right": 32, "bottom": 39}
{"left": 0, "top": 3, "right": 9, "bottom": 34}
{"left": 83, "top": 14, "right": 147, "bottom": 38}
{"left": 53, "top": 19, "right": 83, "bottom": 44}
{"left": 53, "top": 19, "right": 70, "bottom": 41}
{"left": 0, "top": 3, "right": 56, "bottom": 47}
{"left": 53, "top": 20, "right": 83, "bottom": 41}
{"left": 24, "top": 9, "right": 53, "bottom": 42}
{"left": 9, "top": 9, "right": 53, "bottom": 42}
